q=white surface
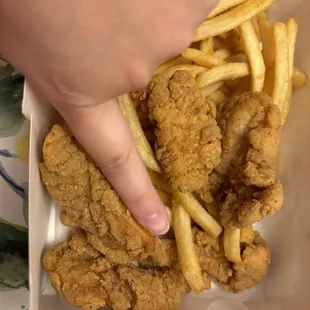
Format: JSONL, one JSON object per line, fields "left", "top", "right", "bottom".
{"left": 24, "top": 0, "right": 310, "bottom": 309}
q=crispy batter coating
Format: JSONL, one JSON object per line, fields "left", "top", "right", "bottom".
{"left": 147, "top": 71, "right": 222, "bottom": 192}
{"left": 43, "top": 231, "right": 189, "bottom": 310}
{"left": 39, "top": 125, "right": 159, "bottom": 262}
{"left": 216, "top": 92, "right": 281, "bottom": 187}
{"left": 193, "top": 228, "right": 270, "bottom": 293}
{"left": 212, "top": 93, "right": 284, "bottom": 228}
{"left": 220, "top": 181, "right": 283, "bottom": 228}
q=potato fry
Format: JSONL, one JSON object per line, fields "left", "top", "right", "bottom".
{"left": 165, "top": 64, "right": 206, "bottom": 79}
{"left": 208, "top": 0, "right": 247, "bottom": 18}
{"left": 240, "top": 226, "right": 255, "bottom": 244}
{"left": 118, "top": 94, "right": 161, "bottom": 173}
{"left": 208, "top": 89, "right": 227, "bottom": 105}
{"left": 201, "top": 81, "right": 223, "bottom": 98}
{"left": 272, "top": 23, "right": 289, "bottom": 115}
{"left": 156, "top": 189, "right": 172, "bottom": 207}
{"left": 182, "top": 48, "right": 225, "bottom": 68}
{"left": 258, "top": 12, "right": 274, "bottom": 68}
{"left": 193, "top": 0, "right": 277, "bottom": 42}
{"left": 282, "top": 18, "right": 298, "bottom": 123}
{"left": 147, "top": 170, "right": 172, "bottom": 194}
{"left": 172, "top": 202, "right": 206, "bottom": 293}
{"left": 213, "top": 49, "right": 231, "bottom": 60}
{"left": 293, "top": 66, "right": 308, "bottom": 88}
{"left": 239, "top": 20, "right": 265, "bottom": 91}
{"left": 165, "top": 206, "right": 172, "bottom": 224}
{"left": 197, "top": 62, "right": 250, "bottom": 89}
{"left": 174, "top": 191, "right": 222, "bottom": 238}
{"left": 223, "top": 227, "right": 242, "bottom": 263}
{"left": 200, "top": 37, "right": 214, "bottom": 54}
{"left": 155, "top": 56, "right": 190, "bottom": 75}
{"left": 60, "top": 211, "right": 78, "bottom": 227}
{"left": 252, "top": 17, "right": 262, "bottom": 42}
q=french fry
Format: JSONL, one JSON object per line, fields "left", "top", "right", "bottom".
{"left": 213, "top": 49, "right": 231, "bottom": 60}
{"left": 193, "top": 0, "right": 277, "bottom": 42}
{"left": 60, "top": 211, "right": 78, "bottom": 227}
{"left": 239, "top": 20, "right": 265, "bottom": 91}
{"left": 208, "top": 0, "right": 247, "bottom": 19}
{"left": 165, "top": 64, "right": 206, "bottom": 79}
{"left": 240, "top": 226, "right": 255, "bottom": 244}
{"left": 223, "top": 227, "right": 242, "bottom": 263}
{"left": 155, "top": 56, "right": 190, "bottom": 75}
{"left": 208, "top": 89, "right": 227, "bottom": 105}
{"left": 282, "top": 18, "right": 298, "bottom": 123}
{"left": 118, "top": 94, "right": 161, "bottom": 173}
{"left": 293, "top": 66, "right": 308, "bottom": 88}
{"left": 147, "top": 170, "right": 172, "bottom": 194}
{"left": 172, "top": 202, "right": 206, "bottom": 293}
{"left": 252, "top": 17, "right": 262, "bottom": 42}
{"left": 197, "top": 62, "right": 250, "bottom": 89}
{"left": 258, "top": 12, "right": 274, "bottom": 68}
{"left": 272, "top": 23, "right": 289, "bottom": 115}
{"left": 165, "top": 206, "right": 172, "bottom": 224}
{"left": 174, "top": 191, "right": 223, "bottom": 238}
{"left": 201, "top": 81, "right": 223, "bottom": 98}
{"left": 182, "top": 48, "right": 225, "bottom": 68}
{"left": 156, "top": 189, "right": 172, "bottom": 207}
{"left": 200, "top": 37, "right": 214, "bottom": 54}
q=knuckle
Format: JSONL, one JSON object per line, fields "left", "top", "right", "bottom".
{"left": 103, "top": 146, "right": 132, "bottom": 173}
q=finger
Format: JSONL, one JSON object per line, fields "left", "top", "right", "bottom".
{"left": 58, "top": 98, "right": 170, "bottom": 235}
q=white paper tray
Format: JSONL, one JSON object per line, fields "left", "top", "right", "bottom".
{"left": 24, "top": 0, "right": 310, "bottom": 309}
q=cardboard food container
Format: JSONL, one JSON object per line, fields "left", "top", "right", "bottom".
{"left": 24, "top": 1, "right": 310, "bottom": 309}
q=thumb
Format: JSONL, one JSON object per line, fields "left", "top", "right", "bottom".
{"left": 59, "top": 98, "right": 170, "bottom": 235}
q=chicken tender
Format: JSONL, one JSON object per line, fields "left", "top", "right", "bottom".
{"left": 147, "top": 70, "right": 222, "bottom": 192}
{"left": 39, "top": 125, "right": 159, "bottom": 262}
{"left": 220, "top": 180, "right": 284, "bottom": 228}
{"left": 216, "top": 92, "right": 281, "bottom": 187}
{"left": 193, "top": 228, "right": 270, "bottom": 293}
{"left": 43, "top": 231, "right": 189, "bottom": 310}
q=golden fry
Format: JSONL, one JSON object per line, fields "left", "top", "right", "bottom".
{"left": 174, "top": 191, "right": 223, "bottom": 238}
{"left": 118, "top": 94, "right": 161, "bottom": 173}
{"left": 60, "top": 211, "right": 78, "bottom": 227}
{"left": 147, "top": 170, "right": 172, "bottom": 194}
{"left": 213, "top": 49, "right": 231, "bottom": 60}
{"left": 272, "top": 23, "right": 289, "bottom": 115}
{"left": 200, "top": 37, "right": 214, "bottom": 54}
{"left": 282, "top": 18, "right": 298, "bottom": 123}
{"left": 223, "top": 227, "right": 242, "bottom": 263}
{"left": 208, "top": 0, "right": 247, "bottom": 18}
{"left": 197, "top": 62, "right": 250, "bottom": 88}
{"left": 239, "top": 20, "right": 265, "bottom": 91}
{"left": 293, "top": 66, "right": 308, "bottom": 88}
{"left": 165, "top": 64, "right": 206, "bottom": 79}
{"left": 240, "top": 226, "right": 255, "bottom": 244}
{"left": 258, "top": 11, "right": 274, "bottom": 68}
{"left": 155, "top": 56, "right": 190, "bottom": 75}
{"left": 182, "top": 48, "right": 225, "bottom": 68}
{"left": 172, "top": 202, "right": 206, "bottom": 293}
{"left": 201, "top": 81, "right": 223, "bottom": 98}
{"left": 208, "top": 89, "right": 227, "bottom": 105}
{"left": 252, "top": 17, "right": 262, "bottom": 42}
{"left": 193, "top": 0, "right": 277, "bottom": 42}
{"left": 156, "top": 189, "right": 172, "bottom": 207}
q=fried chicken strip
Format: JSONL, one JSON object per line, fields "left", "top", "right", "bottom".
{"left": 43, "top": 231, "right": 190, "bottom": 310}
{"left": 216, "top": 92, "right": 281, "bottom": 187}
{"left": 147, "top": 71, "right": 222, "bottom": 192}
{"left": 39, "top": 125, "right": 159, "bottom": 262}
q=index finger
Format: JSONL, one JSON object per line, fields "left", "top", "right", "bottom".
{"left": 59, "top": 98, "right": 170, "bottom": 235}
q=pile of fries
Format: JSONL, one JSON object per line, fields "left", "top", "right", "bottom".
{"left": 118, "top": 0, "right": 307, "bottom": 294}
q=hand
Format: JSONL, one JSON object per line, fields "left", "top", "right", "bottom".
{"left": 0, "top": 0, "right": 218, "bottom": 234}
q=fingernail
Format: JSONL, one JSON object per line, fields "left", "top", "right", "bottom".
{"left": 145, "top": 212, "right": 170, "bottom": 235}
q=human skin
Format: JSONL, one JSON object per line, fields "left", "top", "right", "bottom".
{"left": 0, "top": 0, "right": 218, "bottom": 234}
